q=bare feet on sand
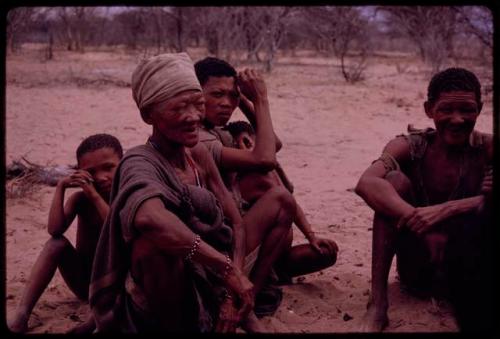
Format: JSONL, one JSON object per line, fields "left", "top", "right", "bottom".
{"left": 241, "top": 312, "right": 269, "bottom": 333}
{"left": 358, "top": 300, "right": 389, "bottom": 332}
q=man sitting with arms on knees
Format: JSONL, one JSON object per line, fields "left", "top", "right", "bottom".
{"left": 225, "top": 120, "right": 338, "bottom": 283}
{"left": 194, "top": 57, "right": 297, "bottom": 319}
{"left": 355, "top": 67, "right": 493, "bottom": 332}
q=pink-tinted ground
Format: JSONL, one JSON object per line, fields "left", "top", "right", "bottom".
{"left": 5, "top": 46, "right": 493, "bottom": 333}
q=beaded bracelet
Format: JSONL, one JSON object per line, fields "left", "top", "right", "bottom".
{"left": 185, "top": 235, "right": 201, "bottom": 261}
{"left": 221, "top": 254, "right": 232, "bottom": 281}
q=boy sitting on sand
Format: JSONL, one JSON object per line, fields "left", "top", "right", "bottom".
{"left": 8, "top": 133, "right": 123, "bottom": 334}
{"left": 225, "top": 121, "right": 338, "bottom": 283}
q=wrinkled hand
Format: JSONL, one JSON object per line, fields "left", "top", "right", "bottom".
{"left": 309, "top": 237, "right": 338, "bottom": 257}
{"left": 223, "top": 266, "right": 254, "bottom": 321}
{"left": 237, "top": 69, "right": 267, "bottom": 103}
{"left": 215, "top": 297, "right": 239, "bottom": 333}
{"left": 60, "top": 170, "right": 98, "bottom": 198}
{"left": 481, "top": 167, "right": 493, "bottom": 195}
{"left": 397, "top": 205, "right": 449, "bottom": 235}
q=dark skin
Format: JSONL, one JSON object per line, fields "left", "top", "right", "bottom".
{"left": 355, "top": 90, "right": 492, "bottom": 332}
{"left": 234, "top": 131, "right": 338, "bottom": 279}
{"left": 201, "top": 71, "right": 296, "bottom": 332}
{"left": 131, "top": 89, "right": 257, "bottom": 333}
{"left": 8, "top": 147, "right": 121, "bottom": 334}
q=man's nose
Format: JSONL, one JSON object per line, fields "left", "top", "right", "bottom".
{"left": 186, "top": 104, "right": 202, "bottom": 121}
{"left": 449, "top": 111, "right": 465, "bottom": 124}
{"left": 219, "top": 95, "right": 232, "bottom": 107}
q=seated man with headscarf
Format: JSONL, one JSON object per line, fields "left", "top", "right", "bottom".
{"left": 89, "top": 53, "right": 257, "bottom": 333}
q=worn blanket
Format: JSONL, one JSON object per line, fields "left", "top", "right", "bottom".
{"left": 89, "top": 144, "right": 233, "bottom": 332}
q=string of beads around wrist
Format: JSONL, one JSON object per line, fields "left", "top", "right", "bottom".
{"left": 184, "top": 234, "right": 201, "bottom": 261}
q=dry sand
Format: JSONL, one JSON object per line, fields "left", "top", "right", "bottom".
{"left": 4, "top": 46, "right": 493, "bottom": 333}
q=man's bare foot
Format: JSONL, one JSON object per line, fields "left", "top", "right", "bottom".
{"left": 8, "top": 313, "right": 29, "bottom": 333}
{"left": 240, "top": 312, "right": 268, "bottom": 333}
{"left": 358, "top": 302, "right": 389, "bottom": 332}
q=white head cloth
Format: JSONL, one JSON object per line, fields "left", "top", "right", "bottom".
{"left": 131, "top": 52, "right": 202, "bottom": 111}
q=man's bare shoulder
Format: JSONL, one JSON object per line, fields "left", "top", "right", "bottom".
{"left": 382, "top": 135, "right": 411, "bottom": 162}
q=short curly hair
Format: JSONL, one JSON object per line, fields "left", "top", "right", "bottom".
{"left": 427, "top": 67, "right": 481, "bottom": 104}
{"left": 76, "top": 133, "right": 123, "bottom": 164}
{"left": 224, "top": 120, "right": 255, "bottom": 139}
{"left": 194, "top": 57, "right": 237, "bottom": 86}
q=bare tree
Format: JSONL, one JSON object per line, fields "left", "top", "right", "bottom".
{"left": 453, "top": 6, "right": 493, "bottom": 50}
{"left": 56, "top": 7, "right": 98, "bottom": 52}
{"left": 303, "top": 6, "right": 370, "bottom": 82}
{"left": 378, "top": 6, "right": 458, "bottom": 73}
{"left": 7, "top": 7, "right": 35, "bottom": 53}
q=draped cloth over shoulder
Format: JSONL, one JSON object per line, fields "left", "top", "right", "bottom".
{"left": 89, "top": 145, "right": 233, "bottom": 332}
{"left": 131, "top": 52, "right": 202, "bottom": 111}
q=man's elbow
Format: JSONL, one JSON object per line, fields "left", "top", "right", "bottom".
{"left": 257, "top": 157, "right": 278, "bottom": 171}
{"left": 276, "top": 140, "right": 283, "bottom": 153}
{"left": 354, "top": 178, "right": 367, "bottom": 198}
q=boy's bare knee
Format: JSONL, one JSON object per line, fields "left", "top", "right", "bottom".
{"left": 44, "top": 236, "right": 71, "bottom": 255}
{"left": 385, "top": 171, "right": 412, "bottom": 198}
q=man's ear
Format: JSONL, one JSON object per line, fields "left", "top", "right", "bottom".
{"left": 140, "top": 108, "right": 154, "bottom": 125}
{"left": 424, "top": 101, "right": 433, "bottom": 119}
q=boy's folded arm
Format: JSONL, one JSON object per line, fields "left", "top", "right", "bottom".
{"left": 47, "top": 184, "right": 80, "bottom": 236}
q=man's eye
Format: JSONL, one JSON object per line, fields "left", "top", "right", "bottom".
{"left": 212, "top": 92, "right": 223, "bottom": 98}
{"left": 461, "top": 107, "right": 476, "bottom": 114}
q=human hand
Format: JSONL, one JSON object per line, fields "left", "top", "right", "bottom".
{"left": 397, "top": 205, "right": 450, "bottom": 235}
{"left": 309, "top": 237, "right": 338, "bottom": 257}
{"left": 60, "top": 170, "right": 98, "bottom": 198}
{"left": 237, "top": 69, "right": 267, "bottom": 103}
{"left": 223, "top": 266, "right": 254, "bottom": 321}
{"left": 215, "top": 296, "right": 239, "bottom": 333}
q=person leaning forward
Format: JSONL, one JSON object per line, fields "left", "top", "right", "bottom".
{"left": 355, "top": 67, "right": 493, "bottom": 332}
{"left": 89, "top": 53, "right": 255, "bottom": 333}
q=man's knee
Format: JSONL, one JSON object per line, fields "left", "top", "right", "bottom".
{"left": 320, "top": 239, "right": 339, "bottom": 266}
{"left": 267, "top": 186, "right": 297, "bottom": 216}
{"left": 385, "top": 171, "right": 413, "bottom": 201}
{"left": 44, "top": 236, "right": 71, "bottom": 256}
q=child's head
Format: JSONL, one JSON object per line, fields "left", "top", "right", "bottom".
{"left": 225, "top": 121, "right": 255, "bottom": 151}
{"left": 76, "top": 134, "right": 123, "bottom": 195}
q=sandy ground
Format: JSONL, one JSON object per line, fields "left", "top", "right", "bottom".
{"left": 4, "top": 46, "right": 493, "bottom": 333}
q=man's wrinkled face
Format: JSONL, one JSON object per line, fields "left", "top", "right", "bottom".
{"left": 425, "top": 91, "right": 481, "bottom": 147}
{"left": 202, "top": 76, "right": 240, "bottom": 126}
{"left": 149, "top": 90, "right": 205, "bottom": 147}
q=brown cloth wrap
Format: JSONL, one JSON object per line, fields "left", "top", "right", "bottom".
{"left": 131, "top": 52, "right": 202, "bottom": 111}
{"left": 89, "top": 144, "right": 233, "bottom": 332}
